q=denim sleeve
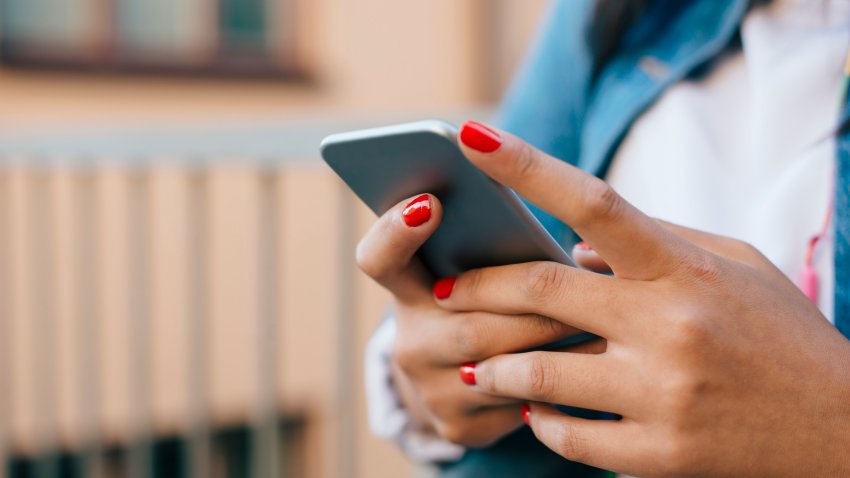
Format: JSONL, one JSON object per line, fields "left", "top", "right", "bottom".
{"left": 495, "top": 0, "right": 595, "bottom": 247}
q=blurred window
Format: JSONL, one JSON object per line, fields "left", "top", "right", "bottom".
{"left": 220, "top": 0, "right": 267, "bottom": 51}
{"left": 0, "top": 0, "right": 303, "bottom": 77}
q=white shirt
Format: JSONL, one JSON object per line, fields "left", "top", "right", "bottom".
{"left": 365, "top": 0, "right": 850, "bottom": 463}
{"left": 608, "top": 0, "right": 850, "bottom": 322}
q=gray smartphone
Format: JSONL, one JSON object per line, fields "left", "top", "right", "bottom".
{"left": 321, "top": 120, "right": 596, "bottom": 348}
{"left": 320, "top": 120, "right": 575, "bottom": 278}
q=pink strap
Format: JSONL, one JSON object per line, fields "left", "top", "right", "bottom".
{"left": 799, "top": 265, "right": 819, "bottom": 304}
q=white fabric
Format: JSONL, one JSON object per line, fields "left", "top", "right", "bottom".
{"left": 365, "top": 0, "right": 850, "bottom": 463}
{"left": 365, "top": 317, "right": 466, "bottom": 462}
{"left": 608, "top": 0, "right": 850, "bottom": 323}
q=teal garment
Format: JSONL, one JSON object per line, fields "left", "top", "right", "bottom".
{"left": 498, "top": 0, "right": 749, "bottom": 250}
{"left": 834, "top": 100, "right": 850, "bottom": 337}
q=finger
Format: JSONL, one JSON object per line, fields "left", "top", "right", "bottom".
{"left": 393, "top": 363, "right": 522, "bottom": 448}
{"left": 525, "top": 403, "right": 642, "bottom": 472}
{"left": 421, "top": 366, "right": 521, "bottom": 410}
{"left": 435, "top": 261, "right": 638, "bottom": 338}
{"left": 427, "top": 311, "right": 585, "bottom": 364}
{"left": 473, "top": 351, "right": 628, "bottom": 415}
{"left": 357, "top": 193, "right": 443, "bottom": 304}
{"left": 572, "top": 242, "right": 612, "bottom": 274}
{"left": 458, "top": 121, "right": 693, "bottom": 280}
{"left": 433, "top": 405, "right": 524, "bottom": 448}
{"left": 390, "top": 359, "right": 521, "bottom": 441}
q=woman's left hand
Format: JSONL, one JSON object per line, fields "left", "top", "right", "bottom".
{"left": 440, "top": 122, "right": 850, "bottom": 477}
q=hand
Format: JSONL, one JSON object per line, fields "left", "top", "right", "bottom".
{"left": 435, "top": 121, "right": 850, "bottom": 476}
{"left": 356, "top": 193, "right": 593, "bottom": 447}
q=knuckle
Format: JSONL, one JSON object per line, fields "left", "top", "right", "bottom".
{"left": 436, "top": 421, "right": 485, "bottom": 448}
{"left": 454, "top": 316, "right": 490, "bottom": 360}
{"left": 421, "top": 389, "right": 452, "bottom": 418}
{"left": 720, "top": 236, "right": 760, "bottom": 260}
{"left": 679, "top": 252, "right": 724, "bottom": 285}
{"left": 735, "top": 240, "right": 770, "bottom": 266}
{"left": 474, "top": 360, "right": 496, "bottom": 392}
{"left": 513, "top": 141, "right": 539, "bottom": 177}
{"left": 461, "top": 269, "right": 483, "bottom": 301}
{"left": 438, "top": 424, "right": 468, "bottom": 446}
{"left": 554, "top": 423, "right": 589, "bottom": 462}
{"left": 739, "top": 242, "right": 765, "bottom": 260}
{"left": 526, "top": 352, "right": 560, "bottom": 401}
{"left": 661, "top": 372, "right": 708, "bottom": 421}
{"left": 531, "top": 313, "right": 570, "bottom": 339}
{"left": 391, "top": 336, "right": 424, "bottom": 374}
{"left": 575, "top": 177, "right": 624, "bottom": 226}
{"left": 523, "top": 263, "right": 567, "bottom": 306}
{"left": 666, "top": 304, "right": 711, "bottom": 349}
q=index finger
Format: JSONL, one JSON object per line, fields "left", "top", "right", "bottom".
{"left": 458, "top": 121, "right": 694, "bottom": 281}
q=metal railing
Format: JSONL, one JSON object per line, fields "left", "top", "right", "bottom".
{"left": 0, "top": 163, "right": 341, "bottom": 478}
{"left": 0, "top": 116, "right": 386, "bottom": 478}
{"left": 0, "top": 114, "right": 492, "bottom": 478}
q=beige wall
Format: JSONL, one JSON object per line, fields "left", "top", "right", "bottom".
{"left": 0, "top": 1, "right": 550, "bottom": 477}
{"left": 0, "top": 0, "right": 548, "bottom": 132}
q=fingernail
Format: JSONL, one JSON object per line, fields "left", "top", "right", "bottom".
{"left": 575, "top": 241, "right": 592, "bottom": 251}
{"left": 460, "top": 121, "right": 503, "bottom": 153}
{"left": 521, "top": 404, "right": 531, "bottom": 425}
{"left": 433, "top": 276, "right": 457, "bottom": 300}
{"left": 459, "top": 362, "right": 477, "bottom": 385}
{"left": 402, "top": 194, "right": 431, "bottom": 227}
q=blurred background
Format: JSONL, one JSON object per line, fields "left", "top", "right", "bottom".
{"left": 0, "top": 0, "right": 547, "bottom": 476}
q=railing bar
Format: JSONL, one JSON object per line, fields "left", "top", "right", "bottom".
{"left": 187, "top": 168, "right": 211, "bottom": 478}
{"left": 75, "top": 169, "right": 104, "bottom": 478}
{"left": 127, "top": 169, "right": 153, "bottom": 478}
{"left": 0, "top": 167, "right": 12, "bottom": 478}
{"left": 29, "top": 168, "right": 59, "bottom": 478}
{"left": 335, "top": 183, "right": 357, "bottom": 478}
{"left": 252, "top": 168, "right": 281, "bottom": 478}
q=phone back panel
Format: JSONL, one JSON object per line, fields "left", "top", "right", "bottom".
{"left": 320, "top": 120, "right": 573, "bottom": 278}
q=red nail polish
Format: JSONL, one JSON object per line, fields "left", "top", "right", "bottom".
{"left": 459, "top": 362, "right": 476, "bottom": 385}
{"left": 433, "top": 276, "right": 457, "bottom": 300}
{"left": 402, "top": 194, "right": 431, "bottom": 227}
{"left": 460, "top": 121, "right": 503, "bottom": 153}
{"left": 521, "top": 404, "right": 531, "bottom": 425}
{"left": 575, "top": 241, "right": 592, "bottom": 251}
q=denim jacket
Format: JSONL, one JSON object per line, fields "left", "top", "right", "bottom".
{"left": 439, "top": 0, "right": 850, "bottom": 476}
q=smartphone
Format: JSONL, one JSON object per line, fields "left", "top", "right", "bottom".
{"left": 321, "top": 120, "right": 595, "bottom": 347}
{"left": 320, "top": 120, "right": 575, "bottom": 278}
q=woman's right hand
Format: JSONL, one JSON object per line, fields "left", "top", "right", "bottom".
{"left": 357, "top": 193, "right": 596, "bottom": 447}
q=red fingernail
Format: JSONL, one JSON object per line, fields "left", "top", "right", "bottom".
{"left": 521, "top": 404, "right": 531, "bottom": 425}
{"left": 575, "top": 241, "right": 592, "bottom": 251}
{"left": 433, "top": 276, "right": 456, "bottom": 300}
{"left": 402, "top": 194, "right": 431, "bottom": 227}
{"left": 459, "top": 362, "right": 476, "bottom": 385}
{"left": 460, "top": 121, "right": 503, "bottom": 153}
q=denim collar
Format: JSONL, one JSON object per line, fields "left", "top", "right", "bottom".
{"left": 579, "top": 0, "right": 750, "bottom": 177}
